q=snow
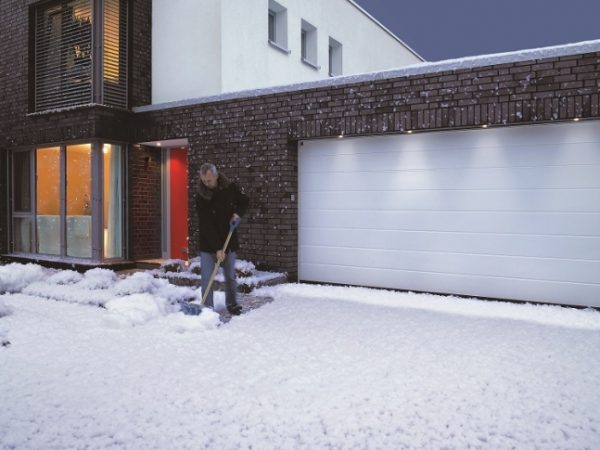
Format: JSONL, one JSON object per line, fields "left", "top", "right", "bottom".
{"left": 134, "top": 39, "right": 600, "bottom": 113}
{"left": 0, "top": 298, "right": 11, "bottom": 318}
{"left": 1, "top": 272, "right": 600, "bottom": 449}
{"left": 0, "top": 263, "right": 46, "bottom": 293}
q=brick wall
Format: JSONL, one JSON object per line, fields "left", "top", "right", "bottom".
{"left": 128, "top": 145, "right": 162, "bottom": 259}
{"left": 0, "top": 0, "right": 151, "bottom": 261}
{"left": 133, "top": 51, "right": 600, "bottom": 278}
{"left": 129, "top": 0, "right": 152, "bottom": 108}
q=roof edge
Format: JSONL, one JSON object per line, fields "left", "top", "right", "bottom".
{"left": 134, "top": 39, "right": 600, "bottom": 114}
{"left": 344, "top": 0, "right": 425, "bottom": 61}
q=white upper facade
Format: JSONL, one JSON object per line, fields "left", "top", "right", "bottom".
{"left": 152, "top": 0, "right": 423, "bottom": 105}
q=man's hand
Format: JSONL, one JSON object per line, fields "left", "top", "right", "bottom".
{"left": 230, "top": 213, "right": 241, "bottom": 225}
{"left": 216, "top": 250, "right": 225, "bottom": 262}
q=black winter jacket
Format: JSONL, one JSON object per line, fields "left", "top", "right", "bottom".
{"left": 195, "top": 173, "right": 249, "bottom": 253}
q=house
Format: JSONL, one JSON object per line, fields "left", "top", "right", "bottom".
{"left": 1, "top": 0, "right": 599, "bottom": 307}
{"left": 152, "top": 0, "right": 423, "bottom": 103}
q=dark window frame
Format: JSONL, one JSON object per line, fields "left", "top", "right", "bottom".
{"left": 29, "top": 0, "right": 129, "bottom": 113}
{"left": 8, "top": 140, "right": 128, "bottom": 261}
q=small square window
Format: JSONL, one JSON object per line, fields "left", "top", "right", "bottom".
{"left": 329, "top": 37, "right": 342, "bottom": 77}
{"left": 300, "top": 19, "right": 318, "bottom": 69}
{"left": 268, "top": 0, "right": 288, "bottom": 53}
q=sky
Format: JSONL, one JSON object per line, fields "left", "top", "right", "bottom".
{"left": 353, "top": 0, "right": 600, "bottom": 61}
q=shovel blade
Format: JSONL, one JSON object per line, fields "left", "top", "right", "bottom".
{"left": 179, "top": 302, "right": 204, "bottom": 316}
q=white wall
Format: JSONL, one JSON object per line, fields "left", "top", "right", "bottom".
{"left": 153, "top": 0, "right": 422, "bottom": 104}
{"left": 152, "top": 0, "right": 222, "bottom": 104}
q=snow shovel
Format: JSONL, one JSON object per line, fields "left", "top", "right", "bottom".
{"left": 201, "top": 216, "right": 241, "bottom": 305}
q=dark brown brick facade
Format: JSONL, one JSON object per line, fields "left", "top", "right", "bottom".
{"left": 0, "top": 0, "right": 151, "bottom": 260}
{"left": 132, "top": 51, "right": 600, "bottom": 277}
{"left": 128, "top": 145, "right": 162, "bottom": 259}
{"left": 1, "top": 1, "right": 599, "bottom": 277}
{"left": 129, "top": 0, "right": 152, "bottom": 108}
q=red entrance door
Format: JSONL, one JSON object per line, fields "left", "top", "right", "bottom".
{"left": 169, "top": 147, "right": 189, "bottom": 260}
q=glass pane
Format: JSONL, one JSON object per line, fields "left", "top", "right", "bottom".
{"left": 35, "top": 0, "right": 93, "bottom": 111}
{"left": 66, "top": 144, "right": 92, "bottom": 258}
{"left": 13, "top": 218, "right": 32, "bottom": 253}
{"left": 103, "top": 144, "right": 123, "bottom": 258}
{"left": 13, "top": 151, "right": 32, "bottom": 212}
{"left": 36, "top": 147, "right": 61, "bottom": 255}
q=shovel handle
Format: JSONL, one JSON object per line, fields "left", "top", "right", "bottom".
{"left": 200, "top": 218, "right": 241, "bottom": 305}
{"left": 229, "top": 216, "right": 241, "bottom": 232}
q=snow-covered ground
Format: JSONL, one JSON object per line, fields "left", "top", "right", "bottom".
{"left": 1, "top": 265, "right": 600, "bottom": 449}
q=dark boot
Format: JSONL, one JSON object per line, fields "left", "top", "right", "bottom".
{"left": 227, "top": 304, "right": 242, "bottom": 316}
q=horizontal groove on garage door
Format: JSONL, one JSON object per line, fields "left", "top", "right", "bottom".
{"left": 298, "top": 120, "right": 600, "bottom": 306}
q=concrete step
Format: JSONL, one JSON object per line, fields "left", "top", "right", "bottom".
{"left": 160, "top": 270, "right": 287, "bottom": 293}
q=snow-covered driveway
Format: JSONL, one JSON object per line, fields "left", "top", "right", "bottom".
{"left": 1, "top": 283, "right": 599, "bottom": 449}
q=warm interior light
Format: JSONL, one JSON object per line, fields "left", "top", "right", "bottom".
{"left": 103, "top": 2, "right": 120, "bottom": 82}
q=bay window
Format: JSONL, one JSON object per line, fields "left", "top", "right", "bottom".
{"left": 32, "top": 0, "right": 128, "bottom": 112}
{"left": 11, "top": 142, "right": 125, "bottom": 261}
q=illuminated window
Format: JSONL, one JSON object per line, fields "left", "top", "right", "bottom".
{"left": 11, "top": 143, "right": 124, "bottom": 260}
{"left": 32, "top": 0, "right": 128, "bottom": 111}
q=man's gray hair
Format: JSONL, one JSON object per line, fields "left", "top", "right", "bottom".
{"left": 199, "top": 163, "right": 218, "bottom": 176}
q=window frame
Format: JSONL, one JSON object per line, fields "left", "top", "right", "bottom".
{"left": 328, "top": 36, "right": 342, "bottom": 77}
{"left": 29, "top": 0, "right": 129, "bottom": 113}
{"left": 267, "top": 0, "right": 289, "bottom": 54}
{"left": 300, "top": 19, "right": 319, "bottom": 70}
{"left": 8, "top": 140, "right": 127, "bottom": 262}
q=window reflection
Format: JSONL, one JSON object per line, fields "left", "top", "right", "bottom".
{"left": 36, "top": 147, "right": 61, "bottom": 255}
{"left": 103, "top": 144, "right": 123, "bottom": 258}
{"left": 66, "top": 144, "right": 92, "bottom": 258}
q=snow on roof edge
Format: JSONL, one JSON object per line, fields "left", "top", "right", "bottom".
{"left": 133, "top": 39, "right": 600, "bottom": 114}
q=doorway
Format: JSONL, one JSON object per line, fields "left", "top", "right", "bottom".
{"left": 162, "top": 146, "right": 189, "bottom": 260}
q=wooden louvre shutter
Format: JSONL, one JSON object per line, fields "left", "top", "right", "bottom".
{"left": 35, "top": 0, "right": 93, "bottom": 111}
{"left": 102, "top": 0, "right": 128, "bottom": 108}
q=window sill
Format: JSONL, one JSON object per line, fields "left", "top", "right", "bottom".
{"left": 26, "top": 102, "right": 130, "bottom": 116}
{"left": 301, "top": 58, "right": 320, "bottom": 71}
{"left": 268, "top": 40, "right": 291, "bottom": 55}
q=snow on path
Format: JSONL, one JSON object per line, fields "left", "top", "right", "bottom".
{"left": 1, "top": 284, "right": 600, "bottom": 449}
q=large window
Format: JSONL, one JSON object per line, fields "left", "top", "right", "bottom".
{"left": 12, "top": 151, "right": 34, "bottom": 253}
{"left": 36, "top": 146, "right": 61, "bottom": 255}
{"left": 103, "top": 144, "right": 123, "bottom": 258}
{"left": 33, "top": 0, "right": 128, "bottom": 112}
{"left": 11, "top": 143, "right": 124, "bottom": 260}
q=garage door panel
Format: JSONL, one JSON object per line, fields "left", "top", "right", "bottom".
{"left": 299, "top": 263, "right": 599, "bottom": 307}
{"left": 302, "top": 165, "right": 600, "bottom": 191}
{"left": 300, "top": 245, "right": 600, "bottom": 284}
{"left": 302, "top": 189, "right": 599, "bottom": 213}
{"left": 299, "top": 121, "right": 600, "bottom": 306}
{"left": 300, "top": 210, "right": 600, "bottom": 237}
{"left": 301, "top": 228, "right": 600, "bottom": 260}
{"left": 301, "top": 141, "right": 600, "bottom": 173}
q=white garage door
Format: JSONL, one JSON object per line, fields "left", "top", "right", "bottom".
{"left": 298, "top": 121, "right": 600, "bottom": 307}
